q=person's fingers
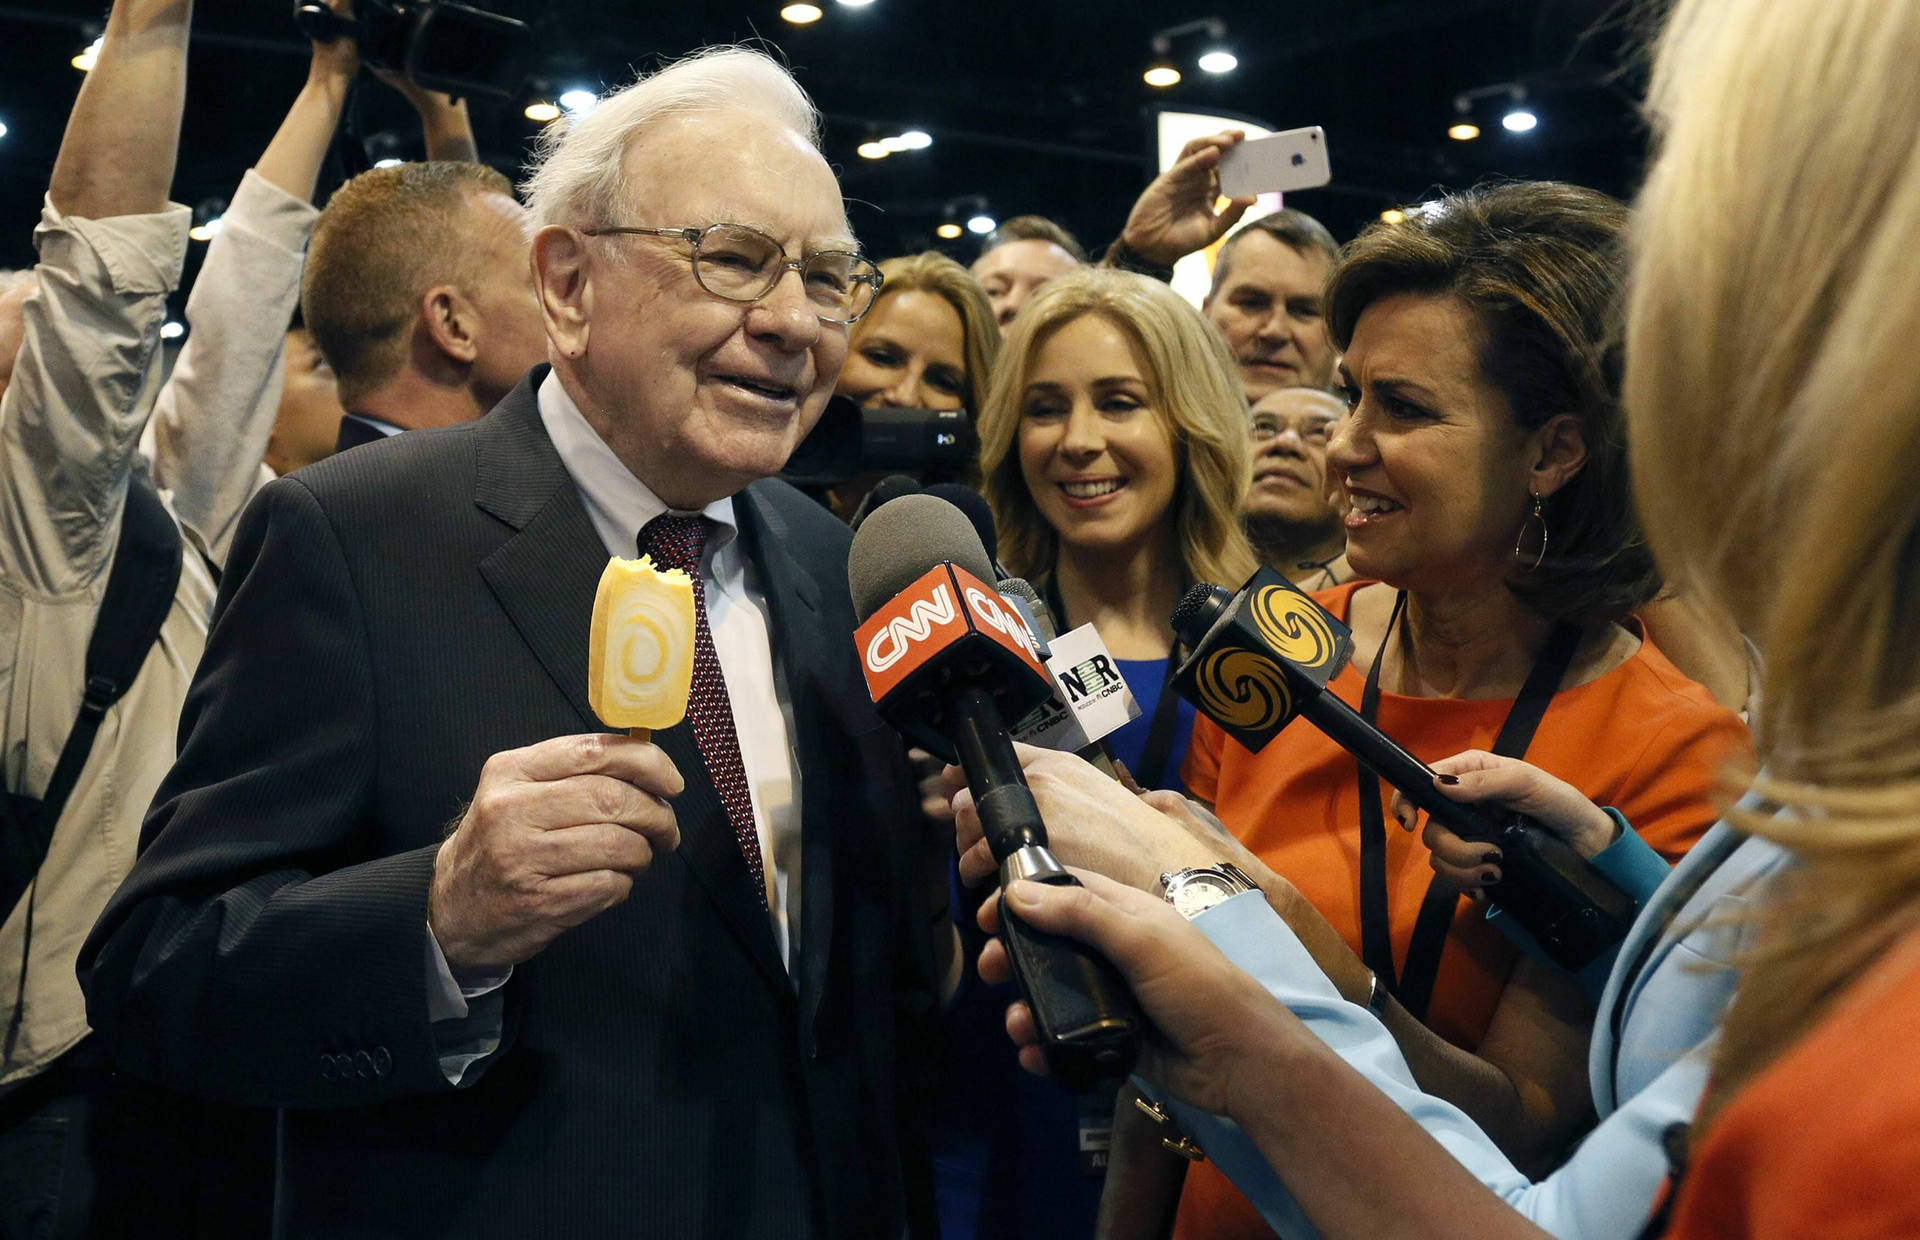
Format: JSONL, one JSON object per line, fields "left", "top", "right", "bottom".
{"left": 976, "top": 888, "right": 1004, "bottom": 936}
{"left": 532, "top": 822, "right": 657, "bottom": 876}
{"left": 1422, "top": 816, "right": 1500, "bottom": 886}
{"left": 953, "top": 790, "right": 985, "bottom": 849}
{"left": 507, "top": 733, "right": 686, "bottom": 797}
{"left": 978, "top": 936, "right": 1010, "bottom": 986}
{"left": 1209, "top": 196, "right": 1254, "bottom": 239}
{"left": 957, "top": 838, "right": 997, "bottom": 888}
{"left": 529, "top": 868, "right": 637, "bottom": 928}
{"left": 1388, "top": 787, "right": 1421, "bottom": 833}
{"left": 1005, "top": 1000, "right": 1040, "bottom": 1052}
{"left": 1139, "top": 789, "right": 1188, "bottom": 817}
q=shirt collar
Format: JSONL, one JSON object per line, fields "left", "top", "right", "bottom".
{"left": 536, "top": 369, "right": 740, "bottom": 563}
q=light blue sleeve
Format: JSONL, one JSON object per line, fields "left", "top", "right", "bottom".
{"left": 1156, "top": 890, "right": 1687, "bottom": 1240}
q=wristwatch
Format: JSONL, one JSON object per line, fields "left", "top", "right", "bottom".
{"left": 1159, "top": 863, "right": 1257, "bottom": 920}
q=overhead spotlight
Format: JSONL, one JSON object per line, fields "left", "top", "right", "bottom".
{"left": 372, "top": 158, "right": 404, "bottom": 169}
{"left": 1502, "top": 109, "right": 1538, "bottom": 133}
{"left": 857, "top": 141, "right": 888, "bottom": 160}
{"left": 897, "top": 130, "right": 932, "bottom": 150}
{"left": 71, "top": 35, "right": 102, "bottom": 72}
{"left": 1198, "top": 50, "right": 1237, "bottom": 74}
{"left": 0, "top": 121, "right": 8, "bottom": 141}
{"left": 966, "top": 214, "right": 996, "bottom": 236}
{"left": 188, "top": 217, "right": 224, "bottom": 243}
{"left": 524, "top": 100, "right": 562, "bottom": 122}
{"left": 781, "top": 3, "right": 824, "bottom": 22}
{"left": 559, "top": 89, "right": 597, "bottom": 114}
{"left": 836, "top": 0, "right": 876, "bottom": 6}
{"left": 1448, "top": 122, "right": 1480, "bottom": 141}
{"left": 1380, "top": 209, "right": 1407, "bottom": 224}
{"left": 160, "top": 321, "right": 185, "bottom": 340}
{"left": 936, "top": 222, "right": 963, "bottom": 240}
{"left": 1143, "top": 63, "right": 1182, "bottom": 88}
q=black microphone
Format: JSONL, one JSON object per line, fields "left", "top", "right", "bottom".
{"left": 923, "top": 483, "right": 1005, "bottom": 580}
{"left": 1169, "top": 568, "right": 1638, "bottom": 972}
{"left": 850, "top": 495, "right": 1143, "bottom": 1088}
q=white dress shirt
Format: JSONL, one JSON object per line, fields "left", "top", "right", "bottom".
{"left": 536, "top": 371, "right": 805, "bottom": 967}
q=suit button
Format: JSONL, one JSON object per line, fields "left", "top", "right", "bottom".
{"left": 319, "top": 1053, "right": 336, "bottom": 1083}
{"left": 354, "top": 1050, "right": 375, "bottom": 1080}
{"left": 372, "top": 1046, "right": 392, "bottom": 1078}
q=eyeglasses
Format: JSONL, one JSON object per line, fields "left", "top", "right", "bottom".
{"left": 581, "top": 221, "right": 885, "bottom": 324}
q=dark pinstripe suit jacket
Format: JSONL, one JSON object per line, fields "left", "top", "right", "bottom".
{"left": 81, "top": 369, "right": 935, "bottom": 1239}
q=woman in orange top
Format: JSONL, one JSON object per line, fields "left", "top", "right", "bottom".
{"left": 1159, "top": 185, "right": 1751, "bottom": 1240}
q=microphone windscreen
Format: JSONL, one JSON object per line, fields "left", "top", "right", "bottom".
{"left": 995, "top": 577, "right": 1056, "bottom": 641}
{"left": 849, "top": 474, "right": 925, "bottom": 531}
{"left": 923, "top": 483, "right": 998, "bottom": 567}
{"left": 848, "top": 493, "right": 996, "bottom": 622}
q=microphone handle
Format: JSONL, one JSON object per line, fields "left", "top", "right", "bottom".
{"left": 1298, "top": 689, "right": 1639, "bottom": 972}
{"left": 945, "top": 684, "right": 1144, "bottom": 1088}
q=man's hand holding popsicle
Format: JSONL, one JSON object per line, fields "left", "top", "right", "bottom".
{"left": 427, "top": 556, "right": 696, "bottom": 976}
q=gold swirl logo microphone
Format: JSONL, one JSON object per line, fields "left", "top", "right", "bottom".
{"left": 1195, "top": 648, "right": 1292, "bottom": 732}
{"left": 1249, "top": 584, "right": 1340, "bottom": 673}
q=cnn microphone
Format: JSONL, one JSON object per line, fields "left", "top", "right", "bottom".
{"left": 849, "top": 495, "right": 1143, "bottom": 1088}
{"left": 1169, "top": 567, "right": 1638, "bottom": 972}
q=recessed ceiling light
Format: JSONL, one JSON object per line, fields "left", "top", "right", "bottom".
{"left": 936, "top": 222, "right": 963, "bottom": 240}
{"left": 1502, "top": 109, "right": 1538, "bottom": 133}
{"left": 1198, "top": 50, "right": 1237, "bottom": 74}
{"left": 524, "top": 101, "right": 562, "bottom": 123}
{"left": 1143, "top": 64, "right": 1182, "bottom": 88}
{"left": 781, "top": 3, "right": 824, "bottom": 22}
{"left": 1448, "top": 122, "right": 1481, "bottom": 141}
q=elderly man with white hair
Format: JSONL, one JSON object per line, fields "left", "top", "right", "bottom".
{"left": 80, "top": 48, "right": 938, "bottom": 1240}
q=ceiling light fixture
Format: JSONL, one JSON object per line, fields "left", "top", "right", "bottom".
{"left": 1198, "top": 49, "right": 1237, "bottom": 74}
{"left": 966, "top": 214, "right": 996, "bottom": 236}
{"left": 1380, "top": 208, "right": 1407, "bottom": 224}
{"left": 836, "top": 0, "right": 876, "bottom": 6}
{"left": 559, "top": 89, "right": 597, "bottom": 114}
{"left": 524, "top": 101, "right": 562, "bottom": 123}
{"left": 857, "top": 141, "right": 888, "bottom": 160}
{"left": 1448, "top": 122, "right": 1480, "bottom": 141}
{"left": 188, "top": 217, "right": 223, "bottom": 243}
{"left": 160, "top": 321, "right": 185, "bottom": 340}
{"left": 72, "top": 35, "right": 102, "bottom": 72}
{"left": 0, "top": 121, "right": 8, "bottom": 141}
{"left": 781, "top": 3, "right": 824, "bottom": 22}
{"left": 1143, "top": 63, "right": 1182, "bottom": 88}
{"left": 936, "top": 222, "right": 963, "bottom": 241}
{"left": 897, "top": 130, "right": 932, "bottom": 150}
{"left": 1502, "top": 109, "right": 1538, "bottom": 133}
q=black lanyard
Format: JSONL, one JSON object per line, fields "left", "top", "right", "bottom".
{"left": 1356, "top": 591, "right": 1584, "bottom": 1022}
{"left": 1045, "top": 579, "right": 1185, "bottom": 790}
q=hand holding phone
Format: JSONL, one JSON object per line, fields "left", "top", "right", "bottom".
{"left": 1216, "top": 126, "right": 1332, "bottom": 199}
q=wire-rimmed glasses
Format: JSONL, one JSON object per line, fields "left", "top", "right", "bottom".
{"left": 581, "top": 221, "right": 885, "bottom": 324}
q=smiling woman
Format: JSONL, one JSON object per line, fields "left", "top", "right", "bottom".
{"left": 1168, "top": 184, "right": 1753, "bottom": 1240}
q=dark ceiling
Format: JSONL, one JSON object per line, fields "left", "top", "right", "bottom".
{"left": 0, "top": 0, "right": 1648, "bottom": 296}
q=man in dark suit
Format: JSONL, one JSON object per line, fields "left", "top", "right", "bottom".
{"left": 81, "top": 47, "right": 938, "bottom": 1239}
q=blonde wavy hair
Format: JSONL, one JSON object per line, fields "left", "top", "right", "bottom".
{"left": 977, "top": 267, "right": 1257, "bottom": 592}
{"left": 862, "top": 252, "right": 1001, "bottom": 411}
{"left": 1628, "top": 0, "right": 1920, "bottom": 1124}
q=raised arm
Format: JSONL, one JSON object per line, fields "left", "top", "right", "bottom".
{"left": 148, "top": 5, "right": 355, "bottom": 568}
{"left": 0, "top": 0, "right": 192, "bottom": 593}
{"left": 373, "top": 68, "right": 481, "bottom": 163}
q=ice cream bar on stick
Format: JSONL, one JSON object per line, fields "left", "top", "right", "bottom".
{"left": 588, "top": 554, "right": 697, "bottom": 743}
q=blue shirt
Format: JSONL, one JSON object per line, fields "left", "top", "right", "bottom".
{"left": 1103, "top": 655, "right": 1196, "bottom": 793}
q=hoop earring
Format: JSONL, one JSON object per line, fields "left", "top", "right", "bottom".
{"left": 1514, "top": 492, "right": 1548, "bottom": 571}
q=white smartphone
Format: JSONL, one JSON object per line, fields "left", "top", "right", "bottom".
{"left": 1216, "top": 126, "right": 1332, "bottom": 198}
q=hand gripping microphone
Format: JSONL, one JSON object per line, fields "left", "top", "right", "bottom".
{"left": 1169, "top": 566, "right": 1638, "bottom": 972}
{"left": 850, "top": 494, "right": 1143, "bottom": 1088}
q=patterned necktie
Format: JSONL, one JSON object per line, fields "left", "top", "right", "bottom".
{"left": 636, "top": 514, "right": 768, "bottom": 909}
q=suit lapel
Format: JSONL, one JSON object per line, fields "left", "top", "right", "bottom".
{"left": 473, "top": 375, "right": 789, "bottom": 995}
{"left": 736, "top": 483, "right": 836, "bottom": 1032}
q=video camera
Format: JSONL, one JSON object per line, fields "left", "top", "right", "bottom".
{"left": 781, "top": 396, "right": 977, "bottom": 488}
{"left": 292, "top": 0, "right": 531, "bottom": 101}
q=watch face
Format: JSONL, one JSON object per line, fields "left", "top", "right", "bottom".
{"left": 1170, "top": 874, "right": 1235, "bottom": 919}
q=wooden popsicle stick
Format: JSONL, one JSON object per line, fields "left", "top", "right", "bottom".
{"left": 629, "top": 727, "right": 651, "bottom": 744}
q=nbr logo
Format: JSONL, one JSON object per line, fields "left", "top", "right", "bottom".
{"left": 1060, "top": 655, "right": 1120, "bottom": 703}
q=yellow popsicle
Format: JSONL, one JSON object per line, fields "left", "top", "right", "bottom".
{"left": 587, "top": 554, "right": 696, "bottom": 740}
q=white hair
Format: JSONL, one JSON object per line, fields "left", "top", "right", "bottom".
{"left": 522, "top": 47, "right": 822, "bottom": 230}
